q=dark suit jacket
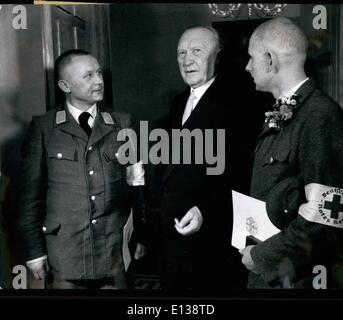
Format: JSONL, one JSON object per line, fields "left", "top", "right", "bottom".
{"left": 17, "top": 103, "right": 133, "bottom": 285}
{"left": 155, "top": 79, "right": 245, "bottom": 290}
{"left": 249, "top": 79, "right": 343, "bottom": 288}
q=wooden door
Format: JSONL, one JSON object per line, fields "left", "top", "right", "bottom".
{"left": 42, "top": 4, "right": 111, "bottom": 109}
{"left": 51, "top": 5, "right": 90, "bottom": 58}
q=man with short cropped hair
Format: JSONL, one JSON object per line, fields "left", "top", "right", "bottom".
{"left": 241, "top": 17, "right": 343, "bottom": 288}
{"left": 18, "top": 49, "right": 145, "bottom": 289}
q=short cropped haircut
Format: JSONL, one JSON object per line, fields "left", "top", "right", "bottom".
{"left": 251, "top": 17, "right": 308, "bottom": 59}
{"left": 55, "top": 49, "right": 91, "bottom": 81}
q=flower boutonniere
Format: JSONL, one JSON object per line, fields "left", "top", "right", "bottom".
{"left": 265, "top": 94, "right": 300, "bottom": 131}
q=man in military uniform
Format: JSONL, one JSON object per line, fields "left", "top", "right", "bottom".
{"left": 240, "top": 17, "right": 343, "bottom": 288}
{"left": 17, "top": 49, "right": 145, "bottom": 289}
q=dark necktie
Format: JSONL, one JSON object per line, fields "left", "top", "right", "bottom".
{"left": 79, "top": 112, "right": 92, "bottom": 137}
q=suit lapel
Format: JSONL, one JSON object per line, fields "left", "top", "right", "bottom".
{"left": 172, "top": 89, "right": 190, "bottom": 129}
{"left": 162, "top": 92, "right": 187, "bottom": 183}
{"left": 293, "top": 78, "right": 316, "bottom": 107}
{"left": 255, "top": 122, "right": 274, "bottom": 145}
{"left": 162, "top": 80, "right": 218, "bottom": 183}
{"left": 162, "top": 146, "right": 179, "bottom": 183}
{"left": 254, "top": 78, "right": 317, "bottom": 152}
{"left": 181, "top": 84, "right": 217, "bottom": 129}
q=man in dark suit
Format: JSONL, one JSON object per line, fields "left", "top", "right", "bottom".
{"left": 241, "top": 17, "right": 343, "bottom": 288}
{"left": 17, "top": 49, "right": 145, "bottom": 289}
{"left": 153, "top": 26, "right": 245, "bottom": 292}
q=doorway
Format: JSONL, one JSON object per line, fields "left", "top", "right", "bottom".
{"left": 213, "top": 19, "right": 274, "bottom": 194}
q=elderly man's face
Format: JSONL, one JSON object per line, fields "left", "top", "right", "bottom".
{"left": 177, "top": 28, "right": 219, "bottom": 89}
{"left": 60, "top": 55, "right": 104, "bottom": 108}
{"left": 245, "top": 38, "right": 272, "bottom": 92}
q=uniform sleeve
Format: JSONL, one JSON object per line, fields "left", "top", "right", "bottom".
{"left": 118, "top": 114, "right": 150, "bottom": 246}
{"left": 251, "top": 98, "right": 343, "bottom": 285}
{"left": 17, "top": 118, "right": 48, "bottom": 261}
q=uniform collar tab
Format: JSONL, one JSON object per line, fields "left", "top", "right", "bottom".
{"left": 56, "top": 110, "right": 67, "bottom": 125}
{"left": 101, "top": 112, "right": 114, "bottom": 125}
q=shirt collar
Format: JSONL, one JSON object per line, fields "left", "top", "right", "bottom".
{"left": 191, "top": 76, "right": 216, "bottom": 102}
{"left": 281, "top": 77, "right": 309, "bottom": 98}
{"left": 66, "top": 102, "right": 97, "bottom": 124}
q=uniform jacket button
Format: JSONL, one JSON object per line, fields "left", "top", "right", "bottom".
{"left": 283, "top": 209, "right": 288, "bottom": 213}
{"left": 91, "top": 195, "right": 96, "bottom": 201}
{"left": 57, "top": 153, "right": 63, "bottom": 159}
{"left": 91, "top": 219, "right": 97, "bottom": 225}
{"left": 42, "top": 226, "right": 47, "bottom": 232}
{"left": 88, "top": 146, "right": 93, "bottom": 151}
{"left": 269, "top": 156, "right": 274, "bottom": 164}
{"left": 89, "top": 170, "right": 94, "bottom": 176}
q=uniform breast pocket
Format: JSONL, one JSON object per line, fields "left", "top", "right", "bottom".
{"left": 47, "top": 146, "right": 76, "bottom": 161}
{"left": 46, "top": 145, "right": 79, "bottom": 182}
{"left": 42, "top": 220, "right": 62, "bottom": 236}
{"left": 102, "top": 148, "right": 125, "bottom": 183}
{"left": 263, "top": 146, "right": 291, "bottom": 169}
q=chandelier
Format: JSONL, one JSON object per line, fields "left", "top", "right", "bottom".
{"left": 208, "top": 3, "right": 288, "bottom": 18}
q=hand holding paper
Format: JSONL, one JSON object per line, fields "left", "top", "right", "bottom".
{"left": 231, "top": 191, "right": 281, "bottom": 249}
{"left": 240, "top": 245, "right": 259, "bottom": 274}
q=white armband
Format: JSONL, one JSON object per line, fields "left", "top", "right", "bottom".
{"left": 126, "top": 160, "right": 145, "bottom": 186}
{"left": 26, "top": 255, "right": 48, "bottom": 267}
{"left": 299, "top": 183, "right": 343, "bottom": 229}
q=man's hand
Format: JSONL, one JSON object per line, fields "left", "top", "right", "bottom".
{"left": 174, "top": 206, "right": 203, "bottom": 236}
{"left": 239, "top": 245, "right": 259, "bottom": 274}
{"left": 26, "top": 256, "right": 49, "bottom": 280}
{"left": 134, "top": 243, "right": 147, "bottom": 261}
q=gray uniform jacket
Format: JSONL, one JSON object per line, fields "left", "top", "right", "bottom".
{"left": 249, "top": 79, "right": 343, "bottom": 288}
{"left": 18, "top": 104, "right": 133, "bottom": 283}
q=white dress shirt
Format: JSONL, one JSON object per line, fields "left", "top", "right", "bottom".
{"left": 191, "top": 76, "right": 216, "bottom": 110}
{"left": 66, "top": 102, "right": 97, "bottom": 128}
{"left": 281, "top": 77, "right": 309, "bottom": 98}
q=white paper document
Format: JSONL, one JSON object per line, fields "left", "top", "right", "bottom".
{"left": 231, "top": 190, "right": 281, "bottom": 249}
{"left": 122, "top": 209, "right": 133, "bottom": 271}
